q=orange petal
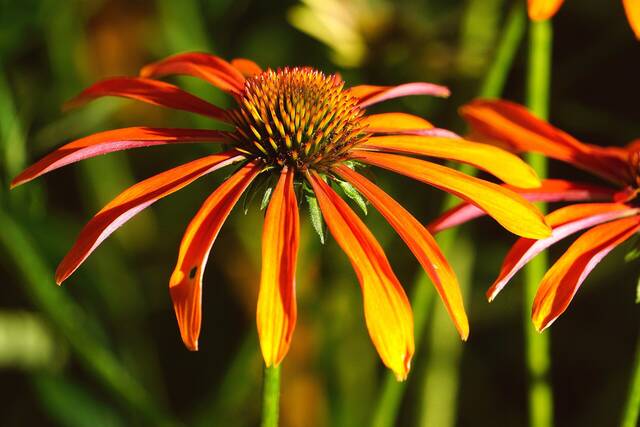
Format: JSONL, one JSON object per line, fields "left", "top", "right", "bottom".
{"left": 623, "top": 0, "right": 640, "bottom": 39}
{"left": 488, "top": 203, "right": 636, "bottom": 301}
{"left": 461, "top": 99, "right": 631, "bottom": 184}
{"left": 170, "top": 162, "right": 261, "bottom": 350}
{"left": 307, "top": 171, "right": 414, "bottom": 380}
{"left": 55, "top": 151, "right": 244, "bottom": 284}
{"left": 140, "top": 52, "right": 245, "bottom": 93}
{"left": 231, "top": 58, "right": 263, "bottom": 78}
{"left": 334, "top": 165, "right": 468, "bottom": 340}
{"left": 361, "top": 112, "right": 434, "bottom": 132}
{"left": 349, "top": 83, "right": 450, "bottom": 108}
{"left": 528, "top": 0, "right": 564, "bottom": 20}
{"left": 532, "top": 215, "right": 640, "bottom": 331}
{"left": 358, "top": 135, "right": 541, "bottom": 189}
{"left": 353, "top": 151, "right": 551, "bottom": 239}
{"left": 11, "top": 127, "right": 229, "bottom": 188}
{"left": 64, "top": 77, "right": 229, "bottom": 122}
{"left": 257, "top": 168, "right": 299, "bottom": 366}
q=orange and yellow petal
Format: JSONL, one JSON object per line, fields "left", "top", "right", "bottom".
{"left": 257, "top": 168, "right": 300, "bottom": 366}
{"left": 354, "top": 151, "right": 551, "bottom": 239}
{"left": 170, "top": 162, "right": 261, "bottom": 350}
{"left": 528, "top": 0, "right": 565, "bottom": 21}
{"left": 532, "top": 215, "right": 640, "bottom": 331}
{"left": 231, "top": 58, "right": 263, "bottom": 78}
{"left": 349, "top": 83, "right": 450, "bottom": 108}
{"left": 335, "top": 165, "right": 468, "bottom": 340}
{"left": 56, "top": 151, "right": 244, "bottom": 284}
{"left": 64, "top": 77, "right": 229, "bottom": 122}
{"left": 307, "top": 171, "right": 414, "bottom": 380}
{"left": 361, "top": 112, "right": 434, "bottom": 133}
{"left": 358, "top": 135, "right": 541, "bottom": 189}
{"left": 623, "top": 0, "right": 640, "bottom": 39}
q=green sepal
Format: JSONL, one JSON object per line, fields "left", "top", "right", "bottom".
{"left": 338, "top": 180, "right": 368, "bottom": 215}
{"left": 306, "top": 194, "right": 325, "bottom": 244}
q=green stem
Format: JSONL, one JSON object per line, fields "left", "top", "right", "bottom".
{"left": 621, "top": 340, "right": 640, "bottom": 427}
{"left": 261, "top": 365, "right": 281, "bottom": 427}
{"left": 524, "top": 17, "right": 554, "bottom": 427}
{"left": 370, "top": 3, "right": 526, "bottom": 426}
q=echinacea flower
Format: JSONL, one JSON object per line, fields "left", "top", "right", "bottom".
{"left": 528, "top": 0, "right": 640, "bottom": 39}
{"left": 12, "top": 53, "right": 550, "bottom": 380}
{"left": 433, "top": 98, "right": 640, "bottom": 331}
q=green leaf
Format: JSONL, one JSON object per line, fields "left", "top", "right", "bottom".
{"left": 260, "top": 186, "right": 274, "bottom": 210}
{"left": 625, "top": 246, "right": 640, "bottom": 263}
{"left": 306, "top": 194, "right": 325, "bottom": 244}
{"left": 338, "top": 180, "right": 368, "bottom": 215}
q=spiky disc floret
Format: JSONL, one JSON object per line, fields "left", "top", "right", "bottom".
{"left": 227, "top": 67, "right": 367, "bottom": 171}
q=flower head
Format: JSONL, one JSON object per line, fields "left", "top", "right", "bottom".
{"left": 434, "top": 99, "right": 640, "bottom": 331}
{"left": 12, "top": 53, "right": 550, "bottom": 379}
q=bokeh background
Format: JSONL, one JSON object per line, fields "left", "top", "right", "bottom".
{"left": 0, "top": 0, "right": 638, "bottom": 426}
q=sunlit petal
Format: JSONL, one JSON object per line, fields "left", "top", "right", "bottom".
{"left": 528, "top": 0, "right": 565, "bottom": 20}
{"left": 623, "top": 0, "right": 640, "bottom": 39}
{"left": 231, "top": 58, "right": 263, "bottom": 78}
{"left": 350, "top": 83, "right": 450, "bottom": 108}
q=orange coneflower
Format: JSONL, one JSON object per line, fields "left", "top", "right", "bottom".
{"left": 432, "top": 99, "right": 640, "bottom": 331}
{"left": 12, "top": 53, "right": 550, "bottom": 379}
{"left": 528, "top": 0, "right": 640, "bottom": 39}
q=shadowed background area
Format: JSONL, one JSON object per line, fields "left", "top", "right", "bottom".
{"left": 0, "top": 0, "right": 638, "bottom": 426}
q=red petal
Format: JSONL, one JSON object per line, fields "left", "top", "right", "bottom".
{"left": 169, "top": 161, "right": 261, "bottom": 350}
{"left": 488, "top": 203, "right": 637, "bottom": 301}
{"left": 257, "top": 168, "right": 299, "bottom": 366}
{"left": 231, "top": 58, "right": 263, "bottom": 78}
{"left": 11, "top": 127, "right": 229, "bottom": 188}
{"left": 350, "top": 83, "right": 450, "bottom": 108}
{"left": 335, "top": 165, "right": 468, "bottom": 340}
{"left": 55, "top": 151, "right": 244, "bottom": 284}
{"left": 65, "top": 77, "right": 229, "bottom": 122}
{"left": 429, "top": 179, "right": 616, "bottom": 233}
{"left": 307, "top": 171, "right": 414, "bottom": 380}
{"left": 140, "top": 52, "right": 245, "bottom": 93}
{"left": 532, "top": 215, "right": 640, "bottom": 331}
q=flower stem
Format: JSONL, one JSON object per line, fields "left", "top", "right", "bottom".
{"left": 524, "top": 17, "right": 554, "bottom": 427}
{"left": 621, "top": 340, "right": 640, "bottom": 427}
{"left": 261, "top": 365, "right": 281, "bottom": 427}
{"left": 369, "top": 3, "right": 526, "bottom": 426}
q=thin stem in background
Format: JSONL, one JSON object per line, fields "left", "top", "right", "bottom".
{"left": 261, "top": 365, "right": 281, "bottom": 427}
{"left": 621, "top": 340, "right": 640, "bottom": 427}
{"left": 369, "top": 3, "right": 527, "bottom": 426}
{"left": 525, "top": 17, "right": 554, "bottom": 427}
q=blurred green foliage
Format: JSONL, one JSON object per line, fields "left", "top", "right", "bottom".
{"left": 0, "top": 0, "right": 638, "bottom": 426}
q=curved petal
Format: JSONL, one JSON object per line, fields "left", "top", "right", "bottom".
{"left": 429, "top": 179, "right": 616, "bottom": 233}
{"left": 140, "top": 52, "right": 245, "bottom": 93}
{"left": 461, "top": 99, "right": 631, "bottom": 184}
{"left": 532, "top": 215, "right": 640, "bottom": 331}
{"left": 257, "top": 168, "right": 299, "bottom": 366}
{"left": 361, "top": 113, "right": 459, "bottom": 138}
{"left": 11, "top": 127, "right": 229, "bottom": 188}
{"left": 55, "top": 151, "right": 244, "bottom": 284}
{"left": 350, "top": 83, "right": 450, "bottom": 108}
{"left": 528, "top": 0, "right": 564, "bottom": 20}
{"left": 623, "top": 0, "right": 640, "bottom": 39}
{"left": 307, "top": 171, "right": 414, "bottom": 380}
{"left": 334, "top": 165, "right": 468, "bottom": 340}
{"left": 352, "top": 151, "right": 551, "bottom": 239}
{"left": 231, "top": 58, "right": 263, "bottom": 78}
{"left": 357, "top": 135, "right": 541, "bottom": 189}
{"left": 65, "top": 77, "right": 229, "bottom": 122}
{"left": 488, "top": 203, "right": 637, "bottom": 301}
{"left": 169, "top": 162, "right": 261, "bottom": 350}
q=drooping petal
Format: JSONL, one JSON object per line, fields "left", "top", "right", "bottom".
{"left": 353, "top": 151, "right": 551, "bottom": 239}
{"left": 55, "top": 151, "right": 244, "bottom": 284}
{"left": 65, "top": 77, "right": 229, "bottom": 122}
{"left": 334, "top": 165, "right": 468, "bottom": 340}
{"left": 169, "top": 162, "right": 261, "bottom": 350}
{"left": 429, "top": 179, "right": 616, "bottom": 233}
{"left": 350, "top": 83, "right": 450, "bottom": 108}
{"left": 11, "top": 127, "right": 229, "bottom": 188}
{"left": 307, "top": 171, "right": 414, "bottom": 380}
{"left": 140, "top": 52, "right": 245, "bottom": 93}
{"left": 231, "top": 58, "right": 263, "bottom": 78}
{"left": 461, "top": 99, "right": 631, "bottom": 184}
{"left": 357, "top": 135, "right": 541, "bottom": 189}
{"left": 488, "top": 203, "right": 637, "bottom": 301}
{"left": 361, "top": 113, "right": 459, "bottom": 138}
{"left": 528, "top": 0, "right": 564, "bottom": 21}
{"left": 623, "top": 0, "right": 640, "bottom": 39}
{"left": 532, "top": 215, "right": 640, "bottom": 331}
{"left": 257, "top": 168, "right": 299, "bottom": 366}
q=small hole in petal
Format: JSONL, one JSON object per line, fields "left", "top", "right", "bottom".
{"left": 189, "top": 266, "right": 198, "bottom": 279}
